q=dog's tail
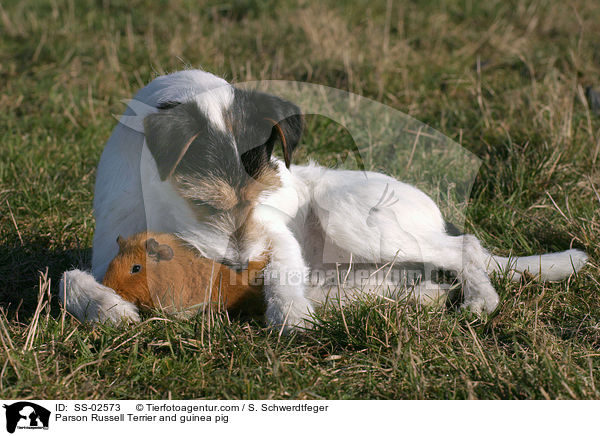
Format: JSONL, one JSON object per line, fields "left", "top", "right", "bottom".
{"left": 486, "top": 249, "right": 588, "bottom": 281}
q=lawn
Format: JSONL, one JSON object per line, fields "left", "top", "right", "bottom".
{"left": 0, "top": 0, "right": 599, "bottom": 399}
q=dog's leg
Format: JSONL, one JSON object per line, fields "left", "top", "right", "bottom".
{"left": 381, "top": 232, "right": 499, "bottom": 313}
{"left": 329, "top": 224, "right": 499, "bottom": 313}
{"left": 262, "top": 225, "right": 314, "bottom": 331}
{"left": 58, "top": 270, "right": 140, "bottom": 323}
{"left": 255, "top": 205, "right": 314, "bottom": 331}
{"left": 309, "top": 175, "right": 500, "bottom": 313}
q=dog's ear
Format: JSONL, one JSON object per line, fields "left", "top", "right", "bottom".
{"left": 143, "top": 102, "right": 202, "bottom": 180}
{"left": 255, "top": 92, "right": 303, "bottom": 169}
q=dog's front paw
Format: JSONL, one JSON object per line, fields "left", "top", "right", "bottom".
{"left": 461, "top": 294, "right": 499, "bottom": 315}
{"left": 275, "top": 316, "right": 314, "bottom": 334}
{"left": 59, "top": 269, "right": 140, "bottom": 323}
{"left": 266, "top": 299, "right": 314, "bottom": 334}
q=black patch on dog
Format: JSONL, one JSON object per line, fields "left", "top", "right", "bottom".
{"left": 444, "top": 221, "right": 463, "bottom": 236}
{"left": 230, "top": 88, "right": 303, "bottom": 178}
{"left": 156, "top": 100, "right": 182, "bottom": 110}
{"left": 143, "top": 88, "right": 303, "bottom": 206}
{"left": 144, "top": 101, "right": 214, "bottom": 180}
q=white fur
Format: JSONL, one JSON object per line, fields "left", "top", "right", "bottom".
{"left": 487, "top": 249, "right": 588, "bottom": 281}
{"left": 58, "top": 270, "right": 140, "bottom": 323}
{"left": 194, "top": 86, "right": 234, "bottom": 133}
{"left": 268, "top": 163, "right": 503, "bottom": 315}
{"left": 280, "top": 163, "right": 586, "bottom": 315}
{"left": 60, "top": 69, "right": 588, "bottom": 329}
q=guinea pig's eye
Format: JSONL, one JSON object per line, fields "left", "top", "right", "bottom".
{"left": 131, "top": 264, "right": 142, "bottom": 274}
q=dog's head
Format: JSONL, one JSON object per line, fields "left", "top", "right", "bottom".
{"left": 143, "top": 86, "right": 303, "bottom": 268}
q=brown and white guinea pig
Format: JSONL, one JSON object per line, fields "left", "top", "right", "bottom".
{"left": 102, "top": 232, "right": 267, "bottom": 317}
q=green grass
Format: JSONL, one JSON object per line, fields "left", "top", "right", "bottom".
{"left": 1, "top": 0, "right": 599, "bottom": 399}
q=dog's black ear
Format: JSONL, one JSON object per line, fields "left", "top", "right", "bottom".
{"left": 256, "top": 93, "right": 303, "bottom": 168}
{"left": 143, "top": 102, "right": 203, "bottom": 180}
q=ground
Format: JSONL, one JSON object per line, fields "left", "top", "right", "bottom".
{"left": 0, "top": 0, "right": 599, "bottom": 399}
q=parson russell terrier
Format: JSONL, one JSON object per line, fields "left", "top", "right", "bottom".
{"left": 59, "top": 69, "right": 588, "bottom": 331}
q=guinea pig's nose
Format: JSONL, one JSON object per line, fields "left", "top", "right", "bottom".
{"left": 231, "top": 260, "right": 249, "bottom": 273}
{"left": 220, "top": 258, "right": 249, "bottom": 272}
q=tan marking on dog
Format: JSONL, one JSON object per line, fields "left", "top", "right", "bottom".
{"left": 174, "top": 164, "right": 281, "bottom": 212}
{"left": 173, "top": 174, "right": 239, "bottom": 211}
{"left": 240, "top": 165, "right": 282, "bottom": 204}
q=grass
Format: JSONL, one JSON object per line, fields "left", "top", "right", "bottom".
{"left": 1, "top": 0, "right": 599, "bottom": 399}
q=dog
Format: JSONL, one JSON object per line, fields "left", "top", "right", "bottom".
{"left": 59, "top": 69, "right": 588, "bottom": 330}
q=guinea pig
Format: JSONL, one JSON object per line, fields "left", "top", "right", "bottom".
{"left": 102, "top": 231, "right": 267, "bottom": 317}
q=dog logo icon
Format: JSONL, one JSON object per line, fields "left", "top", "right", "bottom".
{"left": 3, "top": 402, "right": 50, "bottom": 433}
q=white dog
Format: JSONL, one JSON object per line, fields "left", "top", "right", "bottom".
{"left": 59, "top": 69, "right": 588, "bottom": 330}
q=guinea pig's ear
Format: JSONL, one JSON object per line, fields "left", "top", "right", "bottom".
{"left": 143, "top": 102, "right": 204, "bottom": 181}
{"left": 145, "top": 238, "right": 174, "bottom": 262}
{"left": 116, "top": 235, "right": 126, "bottom": 251}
